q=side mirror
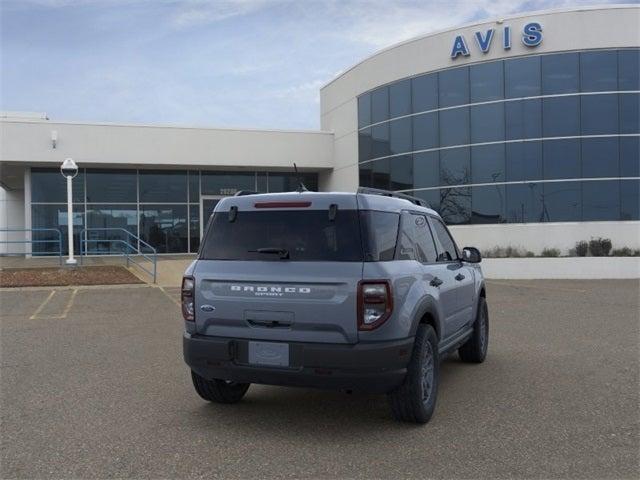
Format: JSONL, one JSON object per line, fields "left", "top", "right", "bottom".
{"left": 462, "top": 247, "right": 482, "bottom": 263}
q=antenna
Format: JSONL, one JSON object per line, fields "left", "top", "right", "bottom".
{"left": 293, "top": 163, "right": 308, "bottom": 193}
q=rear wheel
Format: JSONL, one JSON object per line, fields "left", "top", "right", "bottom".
{"left": 458, "top": 297, "right": 489, "bottom": 363}
{"left": 388, "top": 324, "right": 439, "bottom": 424}
{"left": 191, "top": 371, "right": 250, "bottom": 404}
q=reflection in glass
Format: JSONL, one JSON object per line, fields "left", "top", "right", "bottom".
{"left": 582, "top": 180, "right": 620, "bottom": 221}
{"left": 412, "top": 112, "right": 438, "bottom": 151}
{"left": 412, "top": 189, "right": 440, "bottom": 212}
{"left": 390, "top": 155, "right": 413, "bottom": 191}
{"left": 86, "top": 205, "right": 137, "bottom": 254}
{"left": 582, "top": 138, "right": 619, "bottom": 178}
{"left": 372, "top": 159, "right": 391, "bottom": 190}
{"left": 505, "top": 99, "right": 541, "bottom": 140}
{"left": 389, "top": 79, "right": 411, "bottom": 118}
{"left": 31, "top": 204, "right": 84, "bottom": 255}
{"left": 31, "top": 168, "right": 85, "bottom": 203}
{"left": 86, "top": 169, "right": 136, "bottom": 203}
{"left": 620, "top": 93, "right": 640, "bottom": 134}
{"left": 359, "top": 164, "right": 372, "bottom": 188}
{"left": 371, "top": 86, "right": 389, "bottom": 123}
{"left": 268, "top": 173, "right": 318, "bottom": 192}
{"left": 471, "top": 144, "right": 505, "bottom": 184}
{"left": 139, "top": 205, "right": 188, "bottom": 253}
{"left": 440, "top": 148, "right": 470, "bottom": 186}
{"left": 440, "top": 187, "right": 471, "bottom": 225}
{"left": 581, "top": 94, "right": 619, "bottom": 135}
{"left": 541, "top": 53, "right": 579, "bottom": 94}
{"left": 358, "top": 94, "right": 371, "bottom": 128}
{"left": 542, "top": 182, "right": 581, "bottom": 222}
{"left": 439, "top": 107, "right": 469, "bottom": 147}
{"left": 543, "top": 96, "right": 580, "bottom": 137}
{"left": 201, "top": 172, "right": 255, "bottom": 195}
{"left": 506, "top": 142, "right": 543, "bottom": 182}
{"left": 439, "top": 67, "right": 469, "bottom": 107}
{"left": 371, "top": 123, "right": 390, "bottom": 158}
{"left": 620, "top": 137, "right": 640, "bottom": 177}
{"left": 621, "top": 180, "right": 640, "bottom": 220}
{"left": 506, "top": 183, "right": 543, "bottom": 223}
{"left": 472, "top": 185, "right": 506, "bottom": 224}
{"left": 359, "top": 128, "right": 372, "bottom": 162}
{"left": 505, "top": 56, "right": 541, "bottom": 98}
{"left": 413, "top": 152, "right": 439, "bottom": 189}
{"left": 411, "top": 74, "right": 438, "bottom": 113}
{"left": 389, "top": 117, "right": 412, "bottom": 155}
{"left": 618, "top": 49, "right": 640, "bottom": 91}
{"left": 139, "top": 170, "right": 187, "bottom": 203}
{"left": 470, "top": 103, "right": 505, "bottom": 143}
{"left": 188, "top": 171, "right": 200, "bottom": 202}
{"left": 470, "top": 61, "right": 504, "bottom": 102}
{"left": 543, "top": 139, "right": 581, "bottom": 180}
{"left": 581, "top": 50, "right": 618, "bottom": 92}
{"left": 189, "top": 204, "right": 200, "bottom": 253}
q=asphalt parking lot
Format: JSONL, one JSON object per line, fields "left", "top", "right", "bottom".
{"left": 1, "top": 280, "right": 638, "bottom": 479}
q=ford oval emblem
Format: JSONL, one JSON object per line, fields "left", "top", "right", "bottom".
{"left": 200, "top": 304, "right": 215, "bottom": 312}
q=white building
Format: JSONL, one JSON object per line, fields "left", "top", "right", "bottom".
{"left": 1, "top": 5, "right": 638, "bottom": 256}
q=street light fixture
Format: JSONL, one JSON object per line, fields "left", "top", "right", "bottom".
{"left": 60, "top": 158, "right": 78, "bottom": 265}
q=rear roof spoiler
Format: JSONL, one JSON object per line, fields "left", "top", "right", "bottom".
{"left": 357, "top": 187, "right": 430, "bottom": 208}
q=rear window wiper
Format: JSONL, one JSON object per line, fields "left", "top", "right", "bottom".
{"left": 248, "top": 247, "right": 290, "bottom": 259}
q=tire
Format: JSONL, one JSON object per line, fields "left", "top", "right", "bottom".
{"left": 191, "top": 371, "right": 250, "bottom": 404}
{"left": 458, "top": 296, "right": 489, "bottom": 363}
{"left": 388, "top": 324, "right": 439, "bottom": 424}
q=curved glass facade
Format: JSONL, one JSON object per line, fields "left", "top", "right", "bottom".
{"left": 358, "top": 49, "right": 640, "bottom": 224}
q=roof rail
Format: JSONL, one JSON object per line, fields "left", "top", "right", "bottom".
{"left": 357, "top": 187, "right": 430, "bottom": 208}
{"left": 234, "top": 190, "right": 259, "bottom": 196}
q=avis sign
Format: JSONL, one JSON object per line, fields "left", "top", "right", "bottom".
{"left": 450, "top": 22, "right": 543, "bottom": 59}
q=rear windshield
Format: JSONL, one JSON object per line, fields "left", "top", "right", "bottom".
{"left": 200, "top": 209, "right": 364, "bottom": 261}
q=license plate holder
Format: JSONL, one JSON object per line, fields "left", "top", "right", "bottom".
{"left": 248, "top": 341, "right": 289, "bottom": 367}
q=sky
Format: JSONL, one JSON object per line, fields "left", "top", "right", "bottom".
{"left": 0, "top": 0, "right": 629, "bottom": 130}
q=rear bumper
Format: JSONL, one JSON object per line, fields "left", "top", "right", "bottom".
{"left": 183, "top": 333, "right": 414, "bottom": 394}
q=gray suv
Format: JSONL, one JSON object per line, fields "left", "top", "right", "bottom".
{"left": 182, "top": 188, "right": 488, "bottom": 423}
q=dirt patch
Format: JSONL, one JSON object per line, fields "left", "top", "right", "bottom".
{"left": 0, "top": 266, "right": 144, "bottom": 287}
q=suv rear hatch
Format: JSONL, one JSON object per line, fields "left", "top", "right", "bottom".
{"left": 193, "top": 194, "right": 363, "bottom": 344}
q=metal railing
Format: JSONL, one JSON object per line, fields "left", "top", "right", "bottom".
{"left": 79, "top": 228, "right": 157, "bottom": 283}
{"left": 0, "top": 228, "right": 63, "bottom": 265}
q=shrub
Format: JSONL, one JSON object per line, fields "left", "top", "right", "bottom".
{"left": 611, "top": 247, "right": 640, "bottom": 257}
{"left": 540, "top": 248, "right": 561, "bottom": 257}
{"left": 482, "top": 246, "right": 532, "bottom": 258}
{"left": 575, "top": 241, "right": 589, "bottom": 257}
{"left": 589, "top": 237, "right": 612, "bottom": 257}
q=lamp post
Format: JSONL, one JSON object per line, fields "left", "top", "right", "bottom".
{"left": 60, "top": 158, "right": 78, "bottom": 265}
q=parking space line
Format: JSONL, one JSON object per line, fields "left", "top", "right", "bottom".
{"left": 158, "top": 286, "right": 181, "bottom": 308}
{"left": 29, "top": 290, "right": 57, "bottom": 320}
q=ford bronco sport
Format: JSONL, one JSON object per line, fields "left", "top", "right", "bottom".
{"left": 182, "top": 188, "right": 488, "bottom": 423}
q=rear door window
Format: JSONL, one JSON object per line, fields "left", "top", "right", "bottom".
{"left": 397, "top": 212, "right": 438, "bottom": 263}
{"left": 200, "top": 209, "right": 363, "bottom": 261}
{"left": 429, "top": 217, "right": 459, "bottom": 262}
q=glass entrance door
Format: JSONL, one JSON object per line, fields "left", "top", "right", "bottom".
{"left": 200, "top": 195, "right": 225, "bottom": 238}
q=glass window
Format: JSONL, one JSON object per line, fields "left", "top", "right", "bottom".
{"left": 268, "top": 173, "right": 317, "bottom": 193}
{"left": 440, "top": 147, "right": 470, "bottom": 186}
{"left": 389, "top": 117, "right": 412, "bottom": 155}
{"left": 582, "top": 180, "right": 620, "bottom": 221}
{"left": 620, "top": 137, "right": 640, "bottom": 178}
{"left": 200, "top": 210, "right": 364, "bottom": 262}
{"left": 412, "top": 189, "right": 440, "bottom": 212}
{"left": 139, "top": 205, "right": 188, "bottom": 253}
{"left": 86, "top": 169, "right": 136, "bottom": 203}
{"left": 543, "top": 96, "right": 580, "bottom": 137}
{"left": 139, "top": 170, "right": 187, "bottom": 203}
{"left": 541, "top": 53, "right": 579, "bottom": 94}
{"left": 620, "top": 93, "right": 639, "bottom": 134}
{"left": 359, "top": 164, "right": 372, "bottom": 188}
{"left": 505, "top": 99, "right": 542, "bottom": 140}
{"left": 397, "top": 213, "right": 437, "bottom": 263}
{"left": 371, "top": 158, "right": 390, "bottom": 190}
{"left": 472, "top": 185, "right": 506, "bottom": 224}
{"left": 188, "top": 171, "right": 200, "bottom": 202}
{"left": 201, "top": 171, "right": 255, "bottom": 195}
{"left": 86, "top": 205, "right": 137, "bottom": 254}
{"left": 31, "top": 204, "right": 84, "bottom": 256}
{"left": 581, "top": 94, "right": 619, "bottom": 135}
{"left": 470, "top": 103, "right": 505, "bottom": 143}
{"left": 543, "top": 139, "right": 580, "bottom": 180}
{"left": 390, "top": 155, "right": 413, "bottom": 191}
{"left": 371, "top": 123, "right": 390, "bottom": 158}
{"left": 412, "top": 73, "right": 438, "bottom": 113}
{"left": 31, "top": 168, "right": 85, "bottom": 203}
{"left": 360, "top": 211, "right": 399, "bottom": 261}
{"left": 189, "top": 204, "right": 200, "bottom": 253}
{"left": 429, "top": 217, "right": 459, "bottom": 260}
{"left": 439, "top": 187, "right": 471, "bottom": 225}
{"left": 471, "top": 144, "right": 505, "bottom": 184}
{"left": 582, "top": 138, "right": 619, "bottom": 178}
{"left": 389, "top": 79, "right": 411, "bottom": 118}
{"left": 581, "top": 51, "right": 618, "bottom": 92}
{"left": 413, "top": 152, "right": 439, "bottom": 189}
{"left": 256, "top": 173, "right": 268, "bottom": 193}
{"left": 439, "top": 67, "right": 469, "bottom": 107}
{"left": 505, "top": 56, "right": 541, "bottom": 98}
{"left": 371, "top": 86, "right": 389, "bottom": 123}
{"left": 506, "top": 142, "right": 543, "bottom": 182}
{"left": 359, "top": 128, "right": 372, "bottom": 162}
{"left": 506, "top": 183, "right": 543, "bottom": 223}
{"left": 543, "top": 182, "right": 581, "bottom": 222}
{"left": 439, "top": 107, "right": 469, "bottom": 147}
{"left": 358, "top": 93, "right": 371, "bottom": 128}
{"left": 470, "top": 61, "right": 504, "bottom": 102}
{"left": 412, "top": 112, "right": 438, "bottom": 151}
{"left": 621, "top": 179, "right": 640, "bottom": 220}
{"left": 619, "top": 49, "right": 640, "bottom": 91}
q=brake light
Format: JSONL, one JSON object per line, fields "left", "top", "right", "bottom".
{"left": 357, "top": 280, "right": 393, "bottom": 330}
{"left": 181, "top": 276, "right": 195, "bottom": 322}
{"left": 254, "top": 201, "right": 311, "bottom": 208}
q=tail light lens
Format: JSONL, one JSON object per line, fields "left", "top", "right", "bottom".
{"left": 182, "top": 276, "right": 195, "bottom": 322}
{"left": 358, "top": 280, "right": 393, "bottom": 330}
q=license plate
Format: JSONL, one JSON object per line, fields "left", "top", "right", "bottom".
{"left": 248, "top": 341, "right": 289, "bottom": 367}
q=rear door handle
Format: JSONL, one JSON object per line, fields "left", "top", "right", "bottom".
{"left": 430, "top": 277, "right": 443, "bottom": 287}
{"left": 455, "top": 273, "right": 465, "bottom": 281}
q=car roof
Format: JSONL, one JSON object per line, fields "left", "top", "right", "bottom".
{"left": 215, "top": 191, "right": 440, "bottom": 216}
